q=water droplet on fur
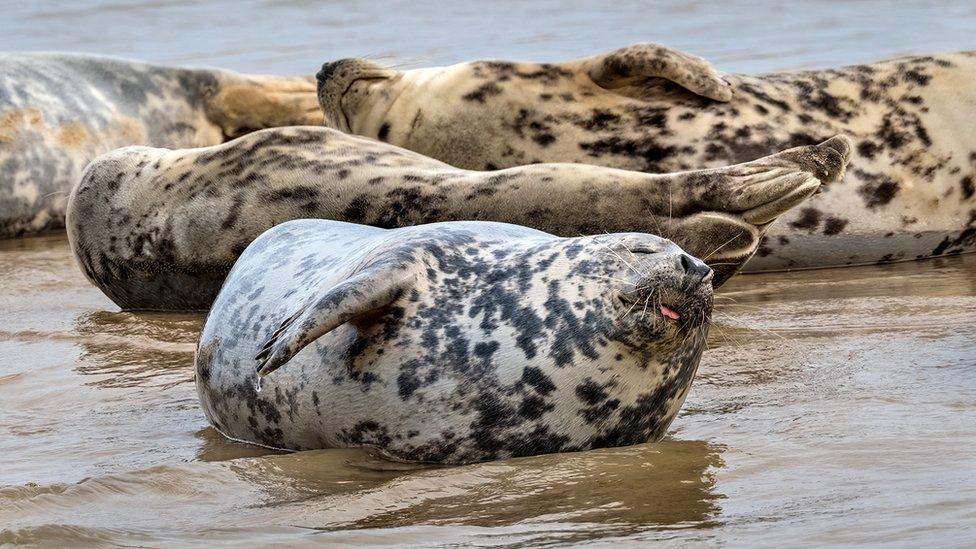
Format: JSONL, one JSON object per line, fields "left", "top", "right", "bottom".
{"left": 254, "top": 375, "right": 263, "bottom": 393}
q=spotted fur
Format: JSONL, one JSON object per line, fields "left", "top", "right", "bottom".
{"left": 196, "top": 219, "right": 713, "bottom": 463}
{"left": 67, "top": 126, "right": 848, "bottom": 310}
{"left": 317, "top": 44, "right": 976, "bottom": 269}
{"left": 0, "top": 53, "right": 321, "bottom": 238}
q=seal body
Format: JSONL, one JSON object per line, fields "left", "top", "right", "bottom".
{"left": 0, "top": 52, "right": 321, "bottom": 238}
{"left": 68, "top": 126, "right": 849, "bottom": 310}
{"left": 195, "top": 219, "right": 713, "bottom": 464}
{"left": 317, "top": 45, "right": 976, "bottom": 269}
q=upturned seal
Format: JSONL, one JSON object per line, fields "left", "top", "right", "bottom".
{"left": 196, "top": 219, "right": 713, "bottom": 463}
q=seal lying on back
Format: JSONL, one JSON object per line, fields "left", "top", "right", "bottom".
{"left": 195, "top": 219, "right": 713, "bottom": 463}
{"left": 0, "top": 53, "right": 321, "bottom": 237}
{"left": 67, "top": 126, "right": 850, "bottom": 310}
{"left": 317, "top": 44, "right": 976, "bottom": 269}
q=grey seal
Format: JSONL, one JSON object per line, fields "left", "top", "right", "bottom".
{"left": 195, "top": 219, "right": 713, "bottom": 463}
{"left": 0, "top": 52, "right": 321, "bottom": 237}
{"left": 68, "top": 127, "right": 849, "bottom": 310}
{"left": 316, "top": 44, "right": 976, "bottom": 269}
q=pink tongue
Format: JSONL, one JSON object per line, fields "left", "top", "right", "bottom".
{"left": 660, "top": 305, "right": 681, "bottom": 321}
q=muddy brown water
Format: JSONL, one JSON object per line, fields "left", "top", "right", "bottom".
{"left": 2, "top": 234, "right": 974, "bottom": 547}
{"left": 2, "top": 0, "right": 976, "bottom": 546}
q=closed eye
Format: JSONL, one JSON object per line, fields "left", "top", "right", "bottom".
{"left": 627, "top": 246, "right": 658, "bottom": 255}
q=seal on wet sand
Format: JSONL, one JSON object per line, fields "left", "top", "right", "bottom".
{"left": 195, "top": 219, "right": 713, "bottom": 463}
{"left": 67, "top": 126, "right": 849, "bottom": 310}
{"left": 316, "top": 44, "right": 976, "bottom": 269}
{"left": 0, "top": 52, "right": 321, "bottom": 238}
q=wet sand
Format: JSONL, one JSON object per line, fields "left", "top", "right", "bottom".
{"left": 1, "top": 235, "right": 973, "bottom": 546}
{"left": 2, "top": 0, "right": 976, "bottom": 546}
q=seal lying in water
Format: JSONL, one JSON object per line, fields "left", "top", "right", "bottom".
{"left": 67, "top": 126, "right": 849, "bottom": 310}
{"left": 317, "top": 44, "right": 976, "bottom": 269}
{"left": 195, "top": 219, "right": 714, "bottom": 463}
{"left": 0, "top": 52, "right": 321, "bottom": 238}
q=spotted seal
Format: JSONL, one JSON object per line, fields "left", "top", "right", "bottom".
{"left": 67, "top": 126, "right": 849, "bottom": 310}
{"left": 317, "top": 44, "right": 976, "bottom": 269}
{"left": 195, "top": 218, "right": 713, "bottom": 463}
{"left": 0, "top": 52, "right": 321, "bottom": 238}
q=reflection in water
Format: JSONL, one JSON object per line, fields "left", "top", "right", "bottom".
{"left": 195, "top": 426, "right": 288, "bottom": 462}
{"left": 72, "top": 310, "right": 202, "bottom": 389}
{"left": 237, "top": 440, "right": 724, "bottom": 534}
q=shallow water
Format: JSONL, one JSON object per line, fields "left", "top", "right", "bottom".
{"left": 2, "top": 235, "right": 974, "bottom": 547}
{"left": 2, "top": 0, "right": 976, "bottom": 546}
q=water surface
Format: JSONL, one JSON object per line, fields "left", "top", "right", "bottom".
{"left": 1, "top": 235, "right": 973, "bottom": 546}
{"left": 2, "top": 1, "right": 976, "bottom": 546}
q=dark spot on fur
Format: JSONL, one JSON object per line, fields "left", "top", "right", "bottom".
{"left": 822, "top": 216, "right": 849, "bottom": 236}
{"left": 463, "top": 82, "right": 503, "bottom": 103}
{"left": 854, "top": 169, "right": 900, "bottom": 208}
{"left": 576, "top": 379, "right": 609, "bottom": 405}
{"left": 789, "top": 208, "right": 821, "bottom": 231}
{"left": 521, "top": 366, "right": 556, "bottom": 396}
{"left": 518, "top": 395, "right": 553, "bottom": 420}
{"left": 857, "top": 140, "right": 882, "bottom": 160}
{"left": 961, "top": 176, "right": 975, "bottom": 200}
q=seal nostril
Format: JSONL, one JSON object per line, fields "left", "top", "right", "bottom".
{"left": 678, "top": 253, "right": 712, "bottom": 284}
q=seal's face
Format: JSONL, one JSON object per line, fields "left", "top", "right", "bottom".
{"left": 317, "top": 57, "right": 583, "bottom": 147}
{"left": 317, "top": 58, "right": 402, "bottom": 135}
{"left": 590, "top": 236, "right": 714, "bottom": 355}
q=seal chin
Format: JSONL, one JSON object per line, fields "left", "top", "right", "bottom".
{"left": 617, "top": 282, "right": 712, "bottom": 333}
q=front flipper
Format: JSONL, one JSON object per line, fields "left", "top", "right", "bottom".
{"left": 255, "top": 268, "right": 416, "bottom": 377}
{"left": 668, "top": 213, "right": 761, "bottom": 287}
{"left": 661, "top": 135, "right": 852, "bottom": 286}
{"left": 577, "top": 43, "right": 733, "bottom": 102}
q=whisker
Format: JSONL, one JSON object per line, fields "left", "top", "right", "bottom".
{"left": 647, "top": 207, "right": 667, "bottom": 238}
{"left": 667, "top": 182, "right": 673, "bottom": 235}
{"left": 712, "top": 310, "right": 798, "bottom": 349}
{"left": 619, "top": 296, "right": 642, "bottom": 319}
{"left": 701, "top": 231, "right": 745, "bottom": 261}
{"left": 599, "top": 242, "right": 645, "bottom": 278}
{"left": 712, "top": 325, "right": 743, "bottom": 349}
{"left": 714, "top": 301, "right": 768, "bottom": 312}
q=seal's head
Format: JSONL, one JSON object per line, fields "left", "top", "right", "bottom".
{"left": 316, "top": 58, "right": 401, "bottom": 135}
